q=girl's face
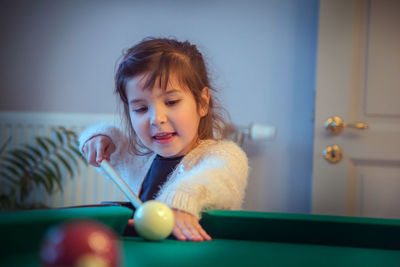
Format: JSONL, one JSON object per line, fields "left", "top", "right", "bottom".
{"left": 126, "top": 74, "right": 209, "bottom": 158}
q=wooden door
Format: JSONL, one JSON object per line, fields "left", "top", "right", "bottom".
{"left": 312, "top": 0, "right": 400, "bottom": 219}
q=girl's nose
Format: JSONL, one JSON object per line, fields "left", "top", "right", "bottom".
{"left": 150, "top": 107, "right": 167, "bottom": 126}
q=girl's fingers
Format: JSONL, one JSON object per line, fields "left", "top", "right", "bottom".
{"left": 174, "top": 212, "right": 197, "bottom": 241}
{"left": 188, "top": 219, "right": 211, "bottom": 241}
{"left": 97, "top": 137, "right": 115, "bottom": 163}
{"left": 87, "top": 145, "right": 98, "bottom": 167}
{"left": 96, "top": 141, "right": 104, "bottom": 164}
{"left": 179, "top": 223, "right": 200, "bottom": 241}
{"left": 184, "top": 220, "right": 203, "bottom": 241}
{"left": 197, "top": 225, "right": 212, "bottom": 241}
{"left": 172, "top": 224, "right": 187, "bottom": 241}
{"left": 82, "top": 135, "right": 114, "bottom": 167}
{"left": 172, "top": 209, "right": 211, "bottom": 242}
{"left": 104, "top": 142, "right": 116, "bottom": 161}
{"left": 174, "top": 214, "right": 192, "bottom": 240}
{"left": 178, "top": 212, "right": 203, "bottom": 241}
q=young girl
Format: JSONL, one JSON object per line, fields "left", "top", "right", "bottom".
{"left": 79, "top": 37, "right": 248, "bottom": 242}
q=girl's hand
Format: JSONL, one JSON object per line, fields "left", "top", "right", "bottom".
{"left": 172, "top": 209, "right": 212, "bottom": 241}
{"left": 82, "top": 135, "right": 116, "bottom": 167}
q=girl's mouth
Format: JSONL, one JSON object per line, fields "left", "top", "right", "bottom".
{"left": 153, "top": 132, "right": 176, "bottom": 144}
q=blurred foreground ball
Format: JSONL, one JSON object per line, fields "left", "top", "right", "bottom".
{"left": 40, "top": 220, "right": 121, "bottom": 267}
{"left": 134, "top": 200, "right": 174, "bottom": 241}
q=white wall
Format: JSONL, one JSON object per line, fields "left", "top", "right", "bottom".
{"left": 0, "top": 0, "right": 319, "bottom": 214}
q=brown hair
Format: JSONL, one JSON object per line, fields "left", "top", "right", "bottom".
{"left": 115, "top": 37, "right": 227, "bottom": 155}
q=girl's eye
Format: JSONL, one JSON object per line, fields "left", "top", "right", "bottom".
{"left": 133, "top": 107, "right": 148, "bottom": 113}
{"left": 166, "top": 100, "right": 180, "bottom": 106}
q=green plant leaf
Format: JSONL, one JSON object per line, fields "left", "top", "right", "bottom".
{"left": 1, "top": 127, "right": 83, "bottom": 211}
{"left": 65, "top": 129, "right": 78, "bottom": 139}
{"left": 0, "top": 171, "right": 19, "bottom": 185}
{"left": 68, "top": 144, "right": 81, "bottom": 155}
{"left": 9, "top": 150, "right": 32, "bottom": 167}
{"left": 57, "top": 126, "right": 68, "bottom": 136}
{"left": 47, "top": 158, "right": 63, "bottom": 191}
{"left": 19, "top": 176, "right": 29, "bottom": 203}
{"left": 55, "top": 130, "right": 64, "bottom": 145}
{"left": 11, "top": 149, "right": 36, "bottom": 165}
{"left": 22, "top": 144, "right": 43, "bottom": 159}
{"left": 31, "top": 167, "right": 52, "bottom": 192}
{"left": 43, "top": 137, "right": 57, "bottom": 150}
{"left": 60, "top": 147, "right": 78, "bottom": 166}
{"left": 55, "top": 152, "right": 74, "bottom": 177}
{"left": 0, "top": 155, "right": 27, "bottom": 173}
{"left": 32, "top": 173, "right": 51, "bottom": 193}
{"left": 39, "top": 164, "right": 57, "bottom": 193}
{"left": 68, "top": 144, "right": 87, "bottom": 165}
{"left": 59, "top": 127, "right": 78, "bottom": 144}
{"left": 0, "top": 162, "right": 21, "bottom": 176}
{"left": 57, "top": 126, "right": 67, "bottom": 132}
{"left": 36, "top": 137, "right": 50, "bottom": 154}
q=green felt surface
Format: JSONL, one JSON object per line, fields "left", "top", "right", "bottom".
{"left": 120, "top": 237, "right": 400, "bottom": 267}
{"left": 0, "top": 206, "right": 133, "bottom": 256}
{"left": 2, "top": 237, "right": 400, "bottom": 267}
{"left": 200, "top": 210, "right": 400, "bottom": 250}
{"left": 2, "top": 207, "right": 400, "bottom": 267}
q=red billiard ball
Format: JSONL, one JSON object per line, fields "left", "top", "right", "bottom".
{"left": 40, "top": 220, "right": 121, "bottom": 267}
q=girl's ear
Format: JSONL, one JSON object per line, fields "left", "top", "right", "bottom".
{"left": 199, "top": 87, "right": 210, "bottom": 117}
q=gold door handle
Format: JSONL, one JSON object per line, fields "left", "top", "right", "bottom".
{"left": 323, "top": 145, "right": 343, "bottom": 164}
{"left": 324, "top": 116, "right": 368, "bottom": 135}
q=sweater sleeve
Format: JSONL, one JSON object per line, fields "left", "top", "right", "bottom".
{"left": 78, "top": 122, "right": 131, "bottom": 166}
{"left": 155, "top": 141, "right": 249, "bottom": 219}
{"left": 78, "top": 122, "right": 155, "bottom": 196}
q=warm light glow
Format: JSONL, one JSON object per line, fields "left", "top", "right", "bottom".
{"left": 88, "top": 232, "right": 110, "bottom": 253}
{"left": 76, "top": 254, "right": 109, "bottom": 267}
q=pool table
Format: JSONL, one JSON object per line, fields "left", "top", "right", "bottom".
{"left": 1, "top": 205, "right": 400, "bottom": 267}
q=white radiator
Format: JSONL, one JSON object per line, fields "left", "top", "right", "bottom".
{"left": 0, "top": 111, "right": 126, "bottom": 208}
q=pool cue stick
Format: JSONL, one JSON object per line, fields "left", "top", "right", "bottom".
{"left": 99, "top": 160, "right": 143, "bottom": 209}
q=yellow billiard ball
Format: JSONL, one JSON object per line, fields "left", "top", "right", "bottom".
{"left": 134, "top": 200, "right": 174, "bottom": 241}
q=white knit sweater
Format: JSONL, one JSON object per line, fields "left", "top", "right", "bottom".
{"left": 79, "top": 122, "right": 249, "bottom": 219}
